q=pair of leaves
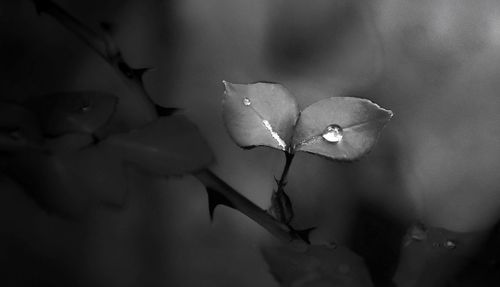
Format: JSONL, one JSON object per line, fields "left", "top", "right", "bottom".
{"left": 223, "top": 82, "right": 393, "bottom": 161}
{"left": 261, "top": 243, "right": 374, "bottom": 287}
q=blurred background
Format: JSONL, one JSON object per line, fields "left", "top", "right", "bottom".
{"left": 2, "top": 0, "right": 500, "bottom": 286}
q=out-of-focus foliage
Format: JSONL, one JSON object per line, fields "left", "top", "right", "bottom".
{"left": 262, "top": 243, "right": 373, "bottom": 287}
{"left": 27, "top": 91, "right": 118, "bottom": 137}
{"left": 100, "top": 115, "right": 213, "bottom": 175}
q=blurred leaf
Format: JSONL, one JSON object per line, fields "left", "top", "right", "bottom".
{"left": 5, "top": 146, "right": 129, "bottom": 217}
{"left": 63, "top": 146, "right": 128, "bottom": 207}
{"left": 222, "top": 81, "right": 299, "bottom": 151}
{"left": 0, "top": 102, "right": 44, "bottom": 151}
{"left": 6, "top": 151, "right": 92, "bottom": 218}
{"left": 99, "top": 115, "right": 213, "bottom": 175}
{"left": 45, "top": 133, "right": 95, "bottom": 154}
{"left": 261, "top": 243, "right": 374, "bottom": 287}
{"left": 292, "top": 97, "right": 393, "bottom": 160}
{"left": 29, "top": 91, "right": 118, "bottom": 136}
{"left": 394, "top": 223, "right": 487, "bottom": 287}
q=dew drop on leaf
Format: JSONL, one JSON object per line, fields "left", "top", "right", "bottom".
{"left": 243, "top": 97, "right": 251, "bottom": 106}
{"left": 322, "top": 124, "right": 343, "bottom": 143}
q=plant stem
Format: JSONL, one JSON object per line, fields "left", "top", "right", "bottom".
{"left": 194, "top": 169, "right": 295, "bottom": 242}
{"left": 277, "top": 152, "right": 294, "bottom": 191}
{"left": 270, "top": 152, "right": 295, "bottom": 224}
{"left": 33, "top": 0, "right": 158, "bottom": 125}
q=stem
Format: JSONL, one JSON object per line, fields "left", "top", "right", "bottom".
{"left": 277, "top": 152, "right": 294, "bottom": 191}
{"left": 270, "top": 152, "right": 295, "bottom": 224}
{"left": 194, "top": 169, "right": 295, "bottom": 242}
{"left": 33, "top": 0, "right": 158, "bottom": 125}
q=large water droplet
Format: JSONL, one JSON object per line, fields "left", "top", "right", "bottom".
{"left": 322, "top": 125, "right": 343, "bottom": 143}
{"left": 243, "top": 97, "right": 251, "bottom": 106}
{"left": 444, "top": 240, "right": 457, "bottom": 250}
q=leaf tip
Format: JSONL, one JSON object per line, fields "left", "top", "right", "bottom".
{"left": 221, "top": 80, "right": 234, "bottom": 94}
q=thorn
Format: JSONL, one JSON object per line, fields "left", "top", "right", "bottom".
{"left": 117, "top": 61, "right": 135, "bottom": 78}
{"left": 291, "top": 227, "right": 316, "bottom": 244}
{"left": 155, "top": 106, "right": 181, "bottom": 117}
{"left": 132, "top": 67, "right": 152, "bottom": 79}
{"left": 274, "top": 176, "right": 279, "bottom": 185}
{"left": 206, "top": 187, "right": 235, "bottom": 221}
{"left": 99, "top": 21, "right": 115, "bottom": 35}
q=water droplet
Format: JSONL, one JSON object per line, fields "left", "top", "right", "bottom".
{"left": 444, "top": 240, "right": 456, "bottom": 249}
{"left": 322, "top": 125, "right": 343, "bottom": 143}
{"left": 243, "top": 97, "right": 251, "bottom": 106}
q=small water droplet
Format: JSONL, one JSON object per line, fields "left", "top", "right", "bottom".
{"left": 322, "top": 125, "right": 343, "bottom": 143}
{"left": 444, "top": 240, "right": 457, "bottom": 250}
{"left": 243, "top": 97, "right": 251, "bottom": 106}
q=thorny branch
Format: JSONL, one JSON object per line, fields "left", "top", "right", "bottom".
{"left": 33, "top": 0, "right": 158, "bottom": 125}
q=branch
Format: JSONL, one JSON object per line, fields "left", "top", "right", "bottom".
{"left": 194, "top": 169, "right": 299, "bottom": 243}
{"left": 33, "top": 0, "right": 158, "bottom": 125}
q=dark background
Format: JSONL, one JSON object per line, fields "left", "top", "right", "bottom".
{"left": 2, "top": 0, "right": 500, "bottom": 286}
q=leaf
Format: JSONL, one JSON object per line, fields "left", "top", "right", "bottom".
{"left": 99, "top": 115, "right": 213, "bottom": 175}
{"left": 0, "top": 102, "right": 44, "bottom": 151}
{"left": 63, "top": 146, "right": 128, "bottom": 207}
{"left": 45, "top": 132, "right": 95, "bottom": 154}
{"left": 5, "top": 146, "right": 129, "bottom": 217}
{"left": 29, "top": 91, "right": 118, "bottom": 136}
{"left": 292, "top": 97, "right": 393, "bottom": 160}
{"left": 6, "top": 151, "right": 92, "bottom": 218}
{"left": 222, "top": 81, "right": 299, "bottom": 151}
{"left": 261, "top": 243, "right": 374, "bottom": 287}
{"left": 394, "top": 223, "right": 486, "bottom": 287}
